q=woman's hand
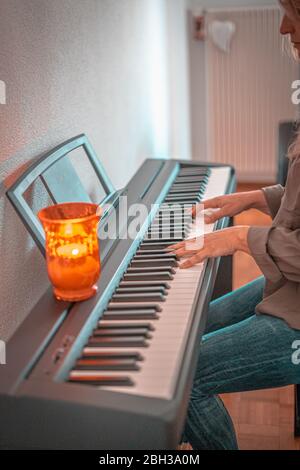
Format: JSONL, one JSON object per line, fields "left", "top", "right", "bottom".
{"left": 167, "top": 226, "right": 250, "bottom": 269}
{"left": 192, "top": 190, "right": 270, "bottom": 224}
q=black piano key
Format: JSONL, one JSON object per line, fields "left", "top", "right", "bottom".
{"left": 111, "top": 293, "right": 166, "bottom": 302}
{"left": 69, "top": 373, "right": 134, "bottom": 387}
{"left": 97, "top": 322, "right": 154, "bottom": 331}
{"left": 130, "top": 259, "right": 178, "bottom": 268}
{"left": 175, "top": 172, "right": 209, "bottom": 178}
{"left": 163, "top": 195, "right": 200, "bottom": 201}
{"left": 82, "top": 349, "right": 144, "bottom": 361}
{"left": 116, "top": 286, "right": 166, "bottom": 294}
{"left": 75, "top": 358, "right": 140, "bottom": 371}
{"left": 142, "top": 238, "right": 182, "bottom": 244}
{"left": 103, "top": 311, "right": 159, "bottom": 320}
{"left": 155, "top": 207, "right": 193, "bottom": 213}
{"left": 138, "top": 242, "right": 179, "bottom": 250}
{"left": 135, "top": 252, "right": 177, "bottom": 259}
{"left": 93, "top": 327, "right": 151, "bottom": 337}
{"left": 176, "top": 176, "right": 209, "bottom": 182}
{"left": 171, "top": 183, "right": 206, "bottom": 189}
{"left": 87, "top": 336, "right": 149, "bottom": 348}
{"left": 179, "top": 163, "right": 211, "bottom": 175}
{"left": 153, "top": 224, "right": 187, "bottom": 232}
{"left": 168, "top": 189, "right": 202, "bottom": 195}
{"left": 149, "top": 221, "right": 189, "bottom": 227}
{"left": 165, "top": 194, "right": 201, "bottom": 200}
{"left": 107, "top": 303, "right": 162, "bottom": 312}
{"left": 158, "top": 204, "right": 187, "bottom": 209}
{"left": 103, "top": 306, "right": 160, "bottom": 319}
{"left": 148, "top": 224, "right": 189, "bottom": 232}
{"left": 147, "top": 231, "right": 186, "bottom": 238}
{"left": 150, "top": 223, "right": 190, "bottom": 230}
{"left": 119, "top": 280, "right": 171, "bottom": 289}
{"left": 164, "top": 198, "right": 201, "bottom": 205}
{"left": 126, "top": 267, "right": 176, "bottom": 274}
{"left": 123, "top": 272, "right": 174, "bottom": 281}
{"left": 157, "top": 208, "right": 186, "bottom": 213}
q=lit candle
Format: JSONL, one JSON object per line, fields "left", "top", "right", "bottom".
{"left": 56, "top": 243, "right": 88, "bottom": 259}
{"left": 38, "top": 202, "right": 101, "bottom": 302}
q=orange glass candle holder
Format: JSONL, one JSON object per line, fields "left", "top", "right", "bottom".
{"left": 38, "top": 202, "right": 101, "bottom": 302}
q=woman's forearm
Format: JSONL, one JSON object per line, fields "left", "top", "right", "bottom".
{"left": 246, "top": 190, "right": 271, "bottom": 215}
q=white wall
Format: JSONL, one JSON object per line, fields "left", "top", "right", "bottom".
{"left": 188, "top": 0, "right": 277, "bottom": 11}
{"left": 187, "top": 0, "right": 278, "bottom": 161}
{"left": 0, "top": 0, "right": 191, "bottom": 340}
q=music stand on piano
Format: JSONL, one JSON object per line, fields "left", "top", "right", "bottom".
{"left": 6, "top": 133, "right": 116, "bottom": 256}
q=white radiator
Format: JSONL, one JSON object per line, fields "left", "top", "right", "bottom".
{"left": 205, "top": 6, "right": 298, "bottom": 182}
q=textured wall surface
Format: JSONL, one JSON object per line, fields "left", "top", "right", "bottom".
{"left": 0, "top": 0, "right": 190, "bottom": 340}
{"left": 187, "top": 0, "right": 279, "bottom": 161}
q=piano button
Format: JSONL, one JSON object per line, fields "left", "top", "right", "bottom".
{"left": 87, "top": 336, "right": 149, "bottom": 348}
{"left": 123, "top": 272, "right": 174, "bottom": 281}
{"left": 111, "top": 293, "right": 166, "bottom": 302}
{"left": 119, "top": 280, "right": 171, "bottom": 289}
{"left": 93, "top": 328, "right": 151, "bottom": 337}
{"left": 75, "top": 358, "right": 140, "bottom": 371}
{"left": 97, "top": 322, "right": 155, "bottom": 331}
{"left": 69, "top": 372, "right": 134, "bottom": 387}
{"left": 82, "top": 349, "right": 144, "bottom": 361}
{"left": 103, "top": 310, "right": 159, "bottom": 320}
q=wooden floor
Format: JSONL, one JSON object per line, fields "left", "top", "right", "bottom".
{"left": 221, "top": 184, "right": 300, "bottom": 450}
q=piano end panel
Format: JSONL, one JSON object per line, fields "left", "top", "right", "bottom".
{"left": 0, "top": 380, "right": 179, "bottom": 449}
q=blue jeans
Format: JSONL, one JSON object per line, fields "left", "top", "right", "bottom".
{"left": 183, "top": 276, "right": 300, "bottom": 450}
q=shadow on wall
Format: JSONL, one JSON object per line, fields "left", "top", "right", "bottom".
{"left": 0, "top": 176, "right": 48, "bottom": 341}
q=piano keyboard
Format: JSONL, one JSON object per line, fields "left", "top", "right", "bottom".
{"left": 68, "top": 166, "right": 231, "bottom": 399}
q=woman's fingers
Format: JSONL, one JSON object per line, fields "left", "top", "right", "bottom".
{"left": 204, "top": 207, "right": 228, "bottom": 224}
{"left": 191, "top": 198, "right": 219, "bottom": 217}
{"left": 180, "top": 252, "right": 206, "bottom": 268}
{"left": 166, "top": 239, "right": 196, "bottom": 251}
{"left": 203, "top": 197, "right": 220, "bottom": 210}
{"left": 173, "top": 247, "right": 199, "bottom": 257}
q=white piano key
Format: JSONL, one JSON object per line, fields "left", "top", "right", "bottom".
{"left": 87, "top": 167, "right": 231, "bottom": 398}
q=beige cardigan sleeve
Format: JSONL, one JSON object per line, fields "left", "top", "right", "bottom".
{"left": 247, "top": 158, "right": 300, "bottom": 284}
{"left": 248, "top": 226, "right": 300, "bottom": 284}
{"left": 262, "top": 184, "right": 285, "bottom": 219}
